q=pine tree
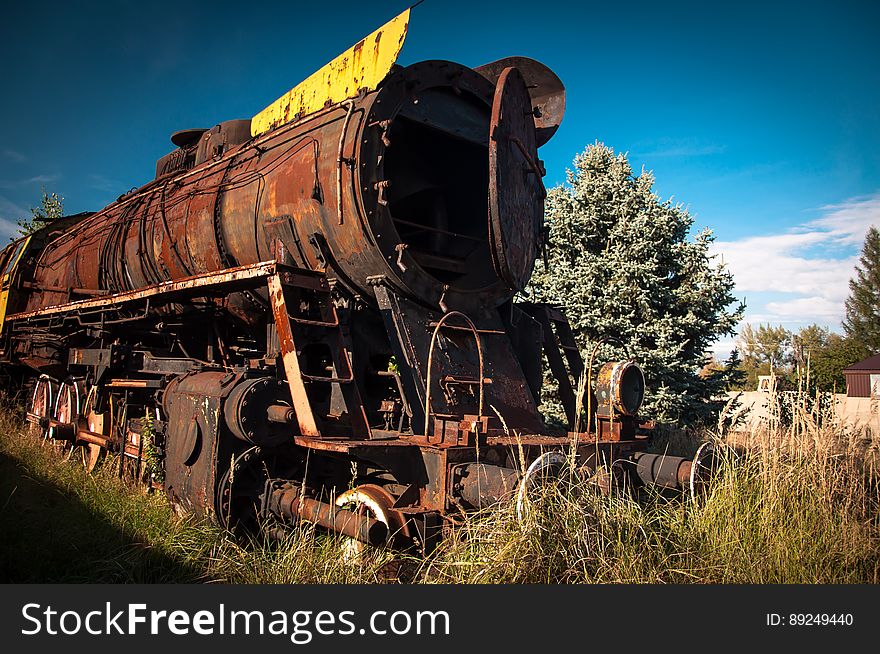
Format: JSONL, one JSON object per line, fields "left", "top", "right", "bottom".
{"left": 843, "top": 226, "right": 880, "bottom": 356}
{"left": 525, "top": 143, "right": 744, "bottom": 425}
{"left": 719, "top": 348, "right": 747, "bottom": 391}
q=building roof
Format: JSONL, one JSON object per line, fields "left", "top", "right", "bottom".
{"left": 843, "top": 353, "right": 880, "bottom": 372}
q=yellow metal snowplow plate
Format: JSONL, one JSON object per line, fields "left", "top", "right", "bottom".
{"left": 251, "top": 8, "right": 410, "bottom": 137}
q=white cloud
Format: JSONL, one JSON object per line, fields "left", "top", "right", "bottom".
{"left": 763, "top": 296, "right": 844, "bottom": 322}
{"left": 633, "top": 137, "right": 726, "bottom": 159}
{"left": 0, "top": 195, "right": 26, "bottom": 240}
{"left": 2, "top": 149, "right": 25, "bottom": 162}
{"left": 0, "top": 174, "right": 58, "bottom": 189}
{"left": 808, "top": 194, "right": 880, "bottom": 247}
{"left": 710, "top": 192, "right": 880, "bottom": 332}
{"left": 709, "top": 338, "right": 739, "bottom": 360}
{"left": 715, "top": 237, "right": 856, "bottom": 299}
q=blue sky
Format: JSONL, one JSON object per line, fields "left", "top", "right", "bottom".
{"left": 2, "top": 0, "right": 878, "bottom": 356}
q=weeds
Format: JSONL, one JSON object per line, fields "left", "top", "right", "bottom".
{"left": 421, "top": 440, "right": 879, "bottom": 583}
{"left": 1, "top": 391, "right": 878, "bottom": 584}
{"left": 0, "top": 401, "right": 392, "bottom": 583}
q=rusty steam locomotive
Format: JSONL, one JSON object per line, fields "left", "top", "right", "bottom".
{"left": 0, "top": 9, "right": 709, "bottom": 552}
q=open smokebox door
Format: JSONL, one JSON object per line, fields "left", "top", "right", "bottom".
{"left": 481, "top": 58, "right": 565, "bottom": 292}
{"left": 476, "top": 56, "right": 566, "bottom": 146}
{"left": 487, "top": 66, "right": 546, "bottom": 291}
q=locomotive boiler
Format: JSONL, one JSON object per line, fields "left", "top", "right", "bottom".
{"left": 0, "top": 8, "right": 710, "bottom": 552}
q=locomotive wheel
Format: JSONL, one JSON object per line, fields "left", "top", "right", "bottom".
{"left": 63, "top": 382, "right": 104, "bottom": 472}
{"left": 335, "top": 484, "right": 403, "bottom": 558}
{"left": 75, "top": 386, "right": 107, "bottom": 473}
{"left": 216, "top": 447, "right": 269, "bottom": 534}
{"left": 68, "top": 442, "right": 103, "bottom": 473}
{"left": 689, "top": 442, "right": 717, "bottom": 501}
{"left": 49, "top": 379, "right": 81, "bottom": 457}
{"left": 28, "top": 376, "right": 55, "bottom": 440}
{"left": 216, "top": 447, "right": 301, "bottom": 535}
{"left": 515, "top": 450, "right": 569, "bottom": 523}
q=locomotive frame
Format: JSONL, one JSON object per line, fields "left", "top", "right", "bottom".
{"left": 0, "top": 8, "right": 708, "bottom": 554}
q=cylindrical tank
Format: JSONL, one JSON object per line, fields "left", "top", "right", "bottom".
{"left": 24, "top": 60, "right": 542, "bottom": 320}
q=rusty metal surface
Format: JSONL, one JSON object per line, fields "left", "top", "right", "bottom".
{"left": 224, "top": 376, "right": 293, "bottom": 446}
{"left": 357, "top": 60, "right": 512, "bottom": 312}
{"left": 596, "top": 360, "right": 646, "bottom": 417}
{"left": 453, "top": 462, "right": 520, "bottom": 509}
{"left": 16, "top": 58, "right": 541, "bottom": 324}
{"left": 375, "top": 284, "right": 545, "bottom": 438}
{"left": 9, "top": 260, "right": 279, "bottom": 320}
{"left": 335, "top": 483, "right": 408, "bottom": 546}
{"left": 488, "top": 67, "right": 545, "bottom": 292}
{"left": 268, "top": 272, "right": 320, "bottom": 437}
{"left": 269, "top": 486, "right": 388, "bottom": 546}
{"left": 250, "top": 9, "right": 411, "bottom": 137}
{"left": 293, "top": 434, "right": 414, "bottom": 453}
{"left": 633, "top": 452, "right": 693, "bottom": 489}
{"left": 268, "top": 268, "right": 371, "bottom": 439}
{"left": 475, "top": 56, "right": 566, "bottom": 147}
{"left": 162, "top": 371, "right": 239, "bottom": 516}
{"left": 0, "top": 17, "right": 677, "bottom": 549}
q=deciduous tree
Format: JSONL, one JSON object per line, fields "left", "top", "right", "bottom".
{"left": 16, "top": 188, "right": 63, "bottom": 237}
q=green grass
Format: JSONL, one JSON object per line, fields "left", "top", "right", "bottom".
{"left": 423, "top": 446, "right": 879, "bottom": 583}
{"left": 0, "top": 402, "right": 393, "bottom": 583}
{"left": 1, "top": 399, "right": 878, "bottom": 584}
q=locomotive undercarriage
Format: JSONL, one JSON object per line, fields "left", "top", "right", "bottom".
{"left": 6, "top": 260, "right": 707, "bottom": 554}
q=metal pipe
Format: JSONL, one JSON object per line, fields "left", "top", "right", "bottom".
{"left": 267, "top": 404, "right": 295, "bottom": 424}
{"left": 45, "top": 419, "right": 76, "bottom": 441}
{"left": 268, "top": 487, "right": 388, "bottom": 546}
{"left": 632, "top": 452, "right": 693, "bottom": 489}
{"left": 46, "top": 419, "right": 118, "bottom": 451}
{"left": 336, "top": 100, "right": 355, "bottom": 225}
{"left": 76, "top": 429, "right": 111, "bottom": 449}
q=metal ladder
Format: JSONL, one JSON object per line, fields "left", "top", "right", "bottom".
{"left": 267, "top": 266, "right": 370, "bottom": 439}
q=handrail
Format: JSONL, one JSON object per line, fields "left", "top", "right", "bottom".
{"left": 423, "top": 310, "right": 485, "bottom": 438}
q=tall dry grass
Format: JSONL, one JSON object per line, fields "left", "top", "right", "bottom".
{"left": 421, "top": 389, "right": 880, "bottom": 583}
{"left": 1, "top": 390, "right": 878, "bottom": 584}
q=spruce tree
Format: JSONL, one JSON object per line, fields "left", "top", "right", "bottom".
{"left": 719, "top": 348, "right": 748, "bottom": 391}
{"left": 526, "top": 143, "right": 744, "bottom": 425}
{"left": 843, "top": 226, "right": 880, "bottom": 356}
